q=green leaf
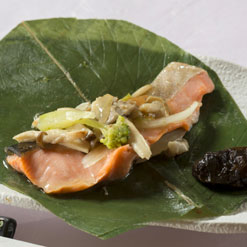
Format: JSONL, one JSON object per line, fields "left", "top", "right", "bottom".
{"left": 0, "top": 18, "right": 246, "bottom": 239}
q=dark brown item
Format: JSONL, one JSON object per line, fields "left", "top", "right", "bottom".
{"left": 192, "top": 147, "right": 247, "bottom": 188}
{"left": 4, "top": 142, "right": 37, "bottom": 156}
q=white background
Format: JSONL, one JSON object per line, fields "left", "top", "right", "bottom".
{"left": 0, "top": 0, "right": 246, "bottom": 67}
{"left": 0, "top": 0, "right": 247, "bottom": 246}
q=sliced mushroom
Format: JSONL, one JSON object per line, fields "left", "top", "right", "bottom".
{"left": 13, "top": 131, "right": 39, "bottom": 142}
{"left": 114, "top": 100, "right": 137, "bottom": 116}
{"left": 146, "top": 96, "right": 169, "bottom": 117}
{"left": 106, "top": 100, "right": 137, "bottom": 124}
{"left": 139, "top": 100, "right": 168, "bottom": 118}
{"left": 13, "top": 128, "right": 91, "bottom": 153}
{"left": 14, "top": 129, "right": 89, "bottom": 143}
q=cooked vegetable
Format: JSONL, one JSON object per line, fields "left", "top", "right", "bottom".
{"left": 75, "top": 102, "right": 91, "bottom": 111}
{"left": 135, "top": 101, "right": 200, "bottom": 129}
{"left": 91, "top": 94, "right": 115, "bottom": 123}
{"left": 36, "top": 109, "right": 95, "bottom": 131}
{"left": 13, "top": 129, "right": 91, "bottom": 153}
{"left": 64, "top": 115, "right": 130, "bottom": 149}
{"left": 13, "top": 130, "right": 41, "bottom": 143}
{"left": 100, "top": 116, "right": 130, "bottom": 149}
{"left": 59, "top": 139, "right": 90, "bottom": 153}
{"left": 139, "top": 100, "right": 167, "bottom": 118}
{"left": 192, "top": 147, "right": 247, "bottom": 188}
{"left": 13, "top": 129, "right": 88, "bottom": 143}
{"left": 145, "top": 96, "right": 165, "bottom": 103}
{"left": 76, "top": 118, "right": 104, "bottom": 129}
{"left": 132, "top": 84, "right": 152, "bottom": 97}
{"left": 149, "top": 129, "right": 186, "bottom": 157}
{"left": 82, "top": 145, "right": 110, "bottom": 168}
{"left": 166, "top": 139, "right": 189, "bottom": 157}
{"left": 125, "top": 118, "right": 151, "bottom": 160}
{"left": 120, "top": 93, "right": 132, "bottom": 101}
{"left": 113, "top": 100, "right": 137, "bottom": 117}
{"left": 105, "top": 100, "right": 137, "bottom": 125}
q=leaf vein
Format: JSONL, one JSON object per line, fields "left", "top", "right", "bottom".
{"left": 164, "top": 180, "right": 200, "bottom": 208}
{"left": 21, "top": 21, "right": 89, "bottom": 102}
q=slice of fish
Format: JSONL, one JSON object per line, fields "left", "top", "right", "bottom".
{"left": 6, "top": 62, "right": 214, "bottom": 194}
{"left": 140, "top": 62, "right": 214, "bottom": 144}
{"left": 7, "top": 144, "right": 135, "bottom": 194}
{"left": 149, "top": 62, "right": 214, "bottom": 114}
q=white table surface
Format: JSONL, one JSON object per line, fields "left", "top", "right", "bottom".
{"left": 0, "top": 0, "right": 247, "bottom": 246}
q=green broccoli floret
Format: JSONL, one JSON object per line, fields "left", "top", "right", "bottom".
{"left": 72, "top": 115, "right": 130, "bottom": 149}
{"left": 100, "top": 116, "right": 130, "bottom": 149}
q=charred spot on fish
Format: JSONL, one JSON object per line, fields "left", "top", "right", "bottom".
{"left": 4, "top": 142, "right": 37, "bottom": 156}
{"left": 192, "top": 147, "right": 247, "bottom": 188}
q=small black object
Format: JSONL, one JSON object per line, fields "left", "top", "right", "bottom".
{"left": 0, "top": 216, "right": 17, "bottom": 238}
{"left": 192, "top": 147, "right": 247, "bottom": 188}
{"left": 4, "top": 142, "right": 37, "bottom": 156}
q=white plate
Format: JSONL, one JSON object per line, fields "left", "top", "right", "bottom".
{"left": 1, "top": 56, "right": 247, "bottom": 234}
{"left": 0, "top": 236, "right": 44, "bottom": 247}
